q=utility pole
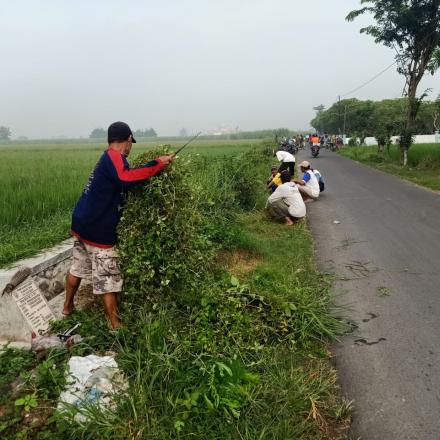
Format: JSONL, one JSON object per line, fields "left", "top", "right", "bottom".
{"left": 343, "top": 104, "right": 348, "bottom": 146}
{"left": 338, "top": 95, "right": 342, "bottom": 135}
{"left": 343, "top": 105, "right": 347, "bottom": 137}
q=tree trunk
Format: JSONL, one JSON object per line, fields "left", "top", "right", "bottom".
{"left": 400, "top": 75, "right": 418, "bottom": 165}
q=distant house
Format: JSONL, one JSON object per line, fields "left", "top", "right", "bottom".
{"left": 206, "top": 124, "right": 239, "bottom": 136}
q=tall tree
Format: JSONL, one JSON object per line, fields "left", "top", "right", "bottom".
{"left": 347, "top": 0, "right": 440, "bottom": 165}
{"left": 0, "top": 126, "right": 11, "bottom": 140}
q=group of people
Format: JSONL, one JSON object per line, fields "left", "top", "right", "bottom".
{"left": 266, "top": 148, "right": 324, "bottom": 225}
{"left": 278, "top": 133, "right": 344, "bottom": 155}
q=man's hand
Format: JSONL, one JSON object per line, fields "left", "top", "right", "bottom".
{"left": 158, "top": 155, "right": 175, "bottom": 166}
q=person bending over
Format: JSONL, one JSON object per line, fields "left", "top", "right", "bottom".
{"left": 275, "top": 148, "right": 295, "bottom": 176}
{"left": 266, "top": 170, "right": 306, "bottom": 225}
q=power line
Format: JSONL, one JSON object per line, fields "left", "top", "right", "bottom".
{"left": 340, "top": 60, "right": 398, "bottom": 98}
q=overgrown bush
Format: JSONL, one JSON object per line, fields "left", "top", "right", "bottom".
{"left": 8, "top": 144, "right": 348, "bottom": 439}
{"left": 118, "top": 146, "right": 271, "bottom": 296}
{"left": 118, "top": 147, "right": 216, "bottom": 296}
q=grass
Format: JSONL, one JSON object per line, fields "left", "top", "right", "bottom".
{"left": 0, "top": 219, "right": 351, "bottom": 440}
{"left": 339, "top": 143, "right": 440, "bottom": 191}
{"left": 0, "top": 140, "right": 257, "bottom": 267}
{"left": 0, "top": 146, "right": 351, "bottom": 439}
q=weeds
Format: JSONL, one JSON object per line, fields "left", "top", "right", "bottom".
{"left": 1, "top": 142, "right": 351, "bottom": 439}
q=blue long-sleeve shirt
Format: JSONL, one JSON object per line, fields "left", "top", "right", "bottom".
{"left": 71, "top": 148, "right": 165, "bottom": 247}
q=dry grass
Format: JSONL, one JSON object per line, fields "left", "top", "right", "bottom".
{"left": 216, "top": 249, "right": 262, "bottom": 278}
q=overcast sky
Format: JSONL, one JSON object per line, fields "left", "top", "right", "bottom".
{"left": 1, "top": 0, "right": 439, "bottom": 138}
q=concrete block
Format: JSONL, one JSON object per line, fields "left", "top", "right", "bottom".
{"left": 0, "top": 239, "right": 73, "bottom": 348}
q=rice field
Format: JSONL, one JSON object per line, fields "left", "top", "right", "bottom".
{"left": 0, "top": 140, "right": 260, "bottom": 267}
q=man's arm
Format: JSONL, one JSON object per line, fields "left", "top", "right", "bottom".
{"left": 294, "top": 172, "right": 310, "bottom": 186}
{"left": 107, "top": 149, "right": 173, "bottom": 188}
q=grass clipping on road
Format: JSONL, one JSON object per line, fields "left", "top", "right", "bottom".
{"left": 0, "top": 145, "right": 351, "bottom": 439}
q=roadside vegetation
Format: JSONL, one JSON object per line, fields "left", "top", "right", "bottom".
{"left": 339, "top": 143, "right": 440, "bottom": 191}
{"left": 0, "top": 143, "right": 351, "bottom": 439}
{"left": 0, "top": 140, "right": 256, "bottom": 267}
{"left": 311, "top": 97, "right": 440, "bottom": 137}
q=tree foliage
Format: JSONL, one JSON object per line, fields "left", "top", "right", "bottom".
{"left": 311, "top": 97, "right": 440, "bottom": 136}
{"left": 347, "top": 0, "right": 440, "bottom": 163}
{"left": 89, "top": 128, "right": 106, "bottom": 138}
{"left": 133, "top": 128, "right": 157, "bottom": 138}
{"left": 0, "top": 126, "right": 11, "bottom": 140}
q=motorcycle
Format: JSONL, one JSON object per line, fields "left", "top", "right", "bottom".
{"left": 288, "top": 143, "right": 299, "bottom": 155}
{"left": 311, "top": 145, "right": 320, "bottom": 158}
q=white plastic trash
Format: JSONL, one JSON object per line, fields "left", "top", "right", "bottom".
{"left": 58, "top": 354, "right": 127, "bottom": 421}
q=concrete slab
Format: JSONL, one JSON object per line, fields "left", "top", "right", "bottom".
{"left": 0, "top": 239, "right": 73, "bottom": 349}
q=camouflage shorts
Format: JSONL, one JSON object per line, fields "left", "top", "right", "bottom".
{"left": 69, "top": 240, "right": 123, "bottom": 295}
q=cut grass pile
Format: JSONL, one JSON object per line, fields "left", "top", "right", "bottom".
{"left": 0, "top": 140, "right": 256, "bottom": 267}
{"left": 339, "top": 143, "right": 440, "bottom": 191}
{"left": 0, "top": 145, "right": 350, "bottom": 439}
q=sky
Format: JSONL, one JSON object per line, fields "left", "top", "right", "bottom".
{"left": 1, "top": 0, "right": 439, "bottom": 139}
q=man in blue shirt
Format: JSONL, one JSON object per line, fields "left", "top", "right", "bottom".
{"left": 63, "top": 122, "right": 174, "bottom": 328}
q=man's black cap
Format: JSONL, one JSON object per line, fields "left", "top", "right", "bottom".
{"left": 108, "top": 121, "right": 136, "bottom": 143}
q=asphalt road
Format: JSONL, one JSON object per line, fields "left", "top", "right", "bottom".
{"left": 301, "top": 148, "right": 440, "bottom": 440}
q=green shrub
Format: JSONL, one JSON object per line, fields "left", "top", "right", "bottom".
{"left": 118, "top": 145, "right": 271, "bottom": 297}
{"left": 39, "top": 144, "right": 349, "bottom": 439}
{"left": 118, "top": 147, "right": 216, "bottom": 296}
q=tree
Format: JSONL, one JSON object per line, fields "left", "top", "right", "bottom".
{"left": 134, "top": 128, "right": 158, "bottom": 138}
{"left": 179, "top": 128, "right": 188, "bottom": 137}
{"left": 0, "top": 126, "right": 11, "bottom": 140}
{"left": 313, "top": 105, "right": 326, "bottom": 132}
{"left": 433, "top": 94, "right": 440, "bottom": 132}
{"left": 347, "top": 0, "right": 440, "bottom": 165}
{"left": 147, "top": 128, "right": 157, "bottom": 137}
{"left": 310, "top": 97, "right": 440, "bottom": 137}
{"left": 89, "top": 128, "right": 106, "bottom": 138}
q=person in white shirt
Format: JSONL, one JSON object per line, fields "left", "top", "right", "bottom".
{"left": 266, "top": 171, "right": 306, "bottom": 225}
{"left": 312, "top": 168, "right": 325, "bottom": 192}
{"left": 275, "top": 148, "right": 295, "bottom": 176}
{"left": 294, "top": 161, "right": 320, "bottom": 201}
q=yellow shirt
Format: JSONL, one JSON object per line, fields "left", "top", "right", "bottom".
{"left": 272, "top": 173, "right": 282, "bottom": 186}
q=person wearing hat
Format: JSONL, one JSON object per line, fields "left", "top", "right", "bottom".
{"left": 63, "top": 121, "right": 174, "bottom": 328}
{"left": 294, "top": 161, "right": 320, "bottom": 201}
{"left": 266, "top": 170, "right": 306, "bottom": 225}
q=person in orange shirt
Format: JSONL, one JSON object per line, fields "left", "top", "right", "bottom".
{"left": 311, "top": 134, "right": 320, "bottom": 146}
